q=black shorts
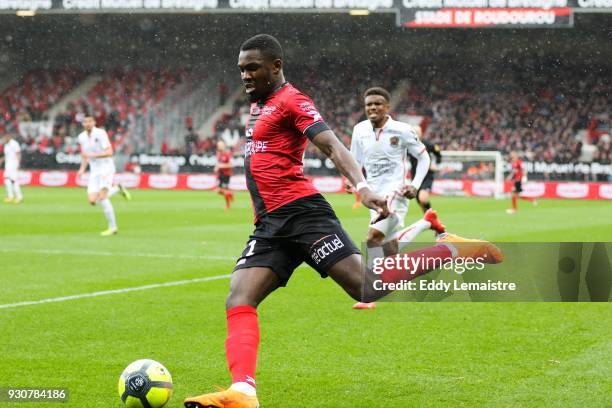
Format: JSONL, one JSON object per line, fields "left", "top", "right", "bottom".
{"left": 218, "top": 174, "right": 230, "bottom": 189}
{"left": 514, "top": 181, "right": 522, "bottom": 193}
{"left": 419, "top": 172, "right": 434, "bottom": 191}
{"left": 233, "top": 194, "right": 361, "bottom": 286}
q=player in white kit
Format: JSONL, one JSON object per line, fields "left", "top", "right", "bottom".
{"left": 350, "top": 88, "right": 446, "bottom": 309}
{"left": 77, "top": 116, "right": 131, "bottom": 236}
{"left": 1, "top": 134, "right": 24, "bottom": 204}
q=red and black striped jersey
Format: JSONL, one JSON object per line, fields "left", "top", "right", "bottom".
{"left": 244, "top": 82, "right": 329, "bottom": 222}
{"left": 216, "top": 151, "right": 233, "bottom": 177}
{"left": 511, "top": 159, "right": 523, "bottom": 181}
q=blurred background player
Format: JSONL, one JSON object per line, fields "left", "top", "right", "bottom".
{"left": 349, "top": 87, "right": 446, "bottom": 309}
{"left": 408, "top": 124, "right": 442, "bottom": 213}
{"left": 77, "top": 115, "right": 131, "bottom": 236}
{"left": 215, "top": 140, "right": 234, "bottom": 210}
{"left": 1, "top": 134, "right": 23, "bottom": 204}
{"left": 506, "top": 151, "right": 537, "bottom": 214}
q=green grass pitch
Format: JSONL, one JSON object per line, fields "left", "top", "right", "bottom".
{"left": 0, "top": 187, "right": 610, "bottom": 407}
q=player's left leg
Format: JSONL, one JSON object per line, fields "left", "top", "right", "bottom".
{"left": 392, "top": 209, "right": 446, "bottom": 250}
{"left": 12, "top": 178, "right": 23, "bottom": 203}
{"left": 98, "top": 188, "right": 118, "bottom": 236}
{"left": 416, "top": 189, "right": 432, "bottom": 212}
{"left": 108, "top": 183, "right": 131, "bottom": 201}
{"left": 353, "top": 208, "right": 401, "bottom": 309}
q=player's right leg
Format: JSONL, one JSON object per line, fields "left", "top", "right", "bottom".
{"left": 417, "top": 189, "right": 432, "bottom": 212}
{"left": 88, "top": 174, "right": 118, "bottom": 235}
{"left": 328, "top": 235, "right": 502, "bottom": 304}
{"left": 353, "top": 208, "right": 404, "bottom": 309}
{"left": 184, "top": 266, "right": 278, "bottom": 408}
{"left": 4, "top": 176, "right": 15, "bottom": 203}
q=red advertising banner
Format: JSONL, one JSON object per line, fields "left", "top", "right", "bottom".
{"left": 3, "top": 170, "right": 611, "bottom": 200}
{"left": 402, "top": 7, "right": 573, "bottom": 28}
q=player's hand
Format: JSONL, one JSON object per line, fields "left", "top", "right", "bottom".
{"left": 77, "top": 169, "right": 84, "bottom": 177}
{"left": 360, "top": 188, "right": 389, "bottom": 222}
{"left": 400, "top": 185, "right": 417, "bottom": 199}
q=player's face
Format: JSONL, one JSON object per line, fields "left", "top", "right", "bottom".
{"left": 238, "top": 49, "right": 280, "bottom": 101}
{"left": 217, "top": 141, "right": 226, "bottom": 151}
{"left": 83, "top": 117, "right": 95, "bottom": 132}
{"left": 364, "top": 95, "right": 390, "bottom": 126}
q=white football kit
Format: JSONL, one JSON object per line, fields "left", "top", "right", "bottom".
{"left": 351, "top": 116, "right": 429, "bottom": 237}
{"left": 3, "top": 139, "right": 21, "bottom": 181}
{"left": 78, "top": 127, "right": 116, "bottom": 194}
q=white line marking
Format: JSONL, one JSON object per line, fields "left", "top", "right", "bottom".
{"left": 0, "top": 274, "right": 232, "bottom": 310}
{"left": 0, "top": 248, "right": 234, "bottom": 261}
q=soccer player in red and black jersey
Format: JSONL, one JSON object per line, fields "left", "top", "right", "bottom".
{"left": 215, "top": 140, "right": 234, "bottom": 209}
{"left": 184, "top": 35, "right": 502, "bottom": 408}
{"left": 506, "top": 151, "right": 537, "bottom": 214}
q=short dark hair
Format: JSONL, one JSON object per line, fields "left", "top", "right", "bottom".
{"left": 364, "top": 87, "right": 391, "bottom": 103}
{"left": 240, "top": 34, "right": 283, "bottom": 61}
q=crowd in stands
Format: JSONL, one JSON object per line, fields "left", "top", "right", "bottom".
{"left": 2, "top": 68, "right": 187, "bottom": 157}
{"left": 2, "top": 60, "right": 609, "bottom": 170}
{"left": 0, "top": 68, "right": 84, "bottom": 138}
{"left": 395, "top": 59, "right": 611, "bottom": 164}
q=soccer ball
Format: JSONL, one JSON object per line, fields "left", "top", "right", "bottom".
{"left": 118, "top": 359, "right": 173, "bottom": 408}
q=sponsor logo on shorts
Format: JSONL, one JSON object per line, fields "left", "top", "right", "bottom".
{"left": 310, "top": 234, "right": 345, "bottom": 265}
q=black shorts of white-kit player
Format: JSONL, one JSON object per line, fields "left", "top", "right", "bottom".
{"left": 233, "top": 194, "right": 360, "bottom": 285}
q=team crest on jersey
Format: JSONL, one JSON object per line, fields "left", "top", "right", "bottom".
{"left": 251, "top": 106, "right": 261, "bottom": 115}
{"left": 389, "top": 136, "right": 399, "bottom": 146}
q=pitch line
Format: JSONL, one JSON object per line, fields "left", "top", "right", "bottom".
{"left": 0, "top": 274, "right": 232, "bottom": 310}
{"left": 0, "top": 247, "right": 234, "bottom": 261}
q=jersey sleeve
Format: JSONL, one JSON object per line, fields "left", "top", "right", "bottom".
{"left": 404, "top": 127, "right": 427, "bottom": 158}
{"left": 12, "top": 140, "right": 21, "bottom": 153}
{"left": 350, "top": 127, "right": 363, "bottom": 168}
{"left": 99, "top": 130, "right": 112, "bottom": 149}
{"left": 287, "top": 92, "right": 330, "bottom": 140}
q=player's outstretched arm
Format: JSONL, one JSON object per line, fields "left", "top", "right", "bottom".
{"left": 311, "top": 130, "right": 388, "bottom": 217}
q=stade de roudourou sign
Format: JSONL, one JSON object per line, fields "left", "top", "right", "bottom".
{"left": 1, "top": 0, "right": 611, "bottom": 28}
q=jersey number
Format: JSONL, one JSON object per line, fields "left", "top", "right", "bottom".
{"left": 245, "top": 240, "right": 256, "bottom": 257}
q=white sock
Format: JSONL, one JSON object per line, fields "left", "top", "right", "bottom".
{"left": 4, "top": 179, "right": 14, "bottom": 199}
{"left": 229, "top": 382, "right": 256, "bottom": 397}
{"left": 366, "top": 245, "right": 385, "bottom": 270}
{"left": 99, "top": 198, "right": 117, "bottom": 229}
{"left": 108, "top": 185, "right": 119, "bottom": 197}
{"left": 395, "top": 219, "right": 431, "bottom": 251}
{"left": 13, "top": 181, "right": 22, "bottom": 200}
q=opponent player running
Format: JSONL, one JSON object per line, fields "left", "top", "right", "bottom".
{"left": 215, "top": 140, "right": 234, "bottom": 210}
{"left": 77, "top": 116, "right": 131, "bottom": 236}
{"left": 408, "top": 125, "right": 442, "bottom": 213}
{"left": 1, "top": 134, "right": 24, "bottom": 204}
{"left": 350, "top": 88, "right": 446, "bottom": 309}
{"left": 506, "top": 151, "right": 537, "bottom": 214}
{"left": 184, "top": 34, "right": 502, "bottom": 408}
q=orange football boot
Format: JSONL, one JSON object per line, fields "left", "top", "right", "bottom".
{"left": 184, "top": 388, "right": 259, "bottom": 408}
{"left": 436, "top": 233, "right": 503, "bottom": 264}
